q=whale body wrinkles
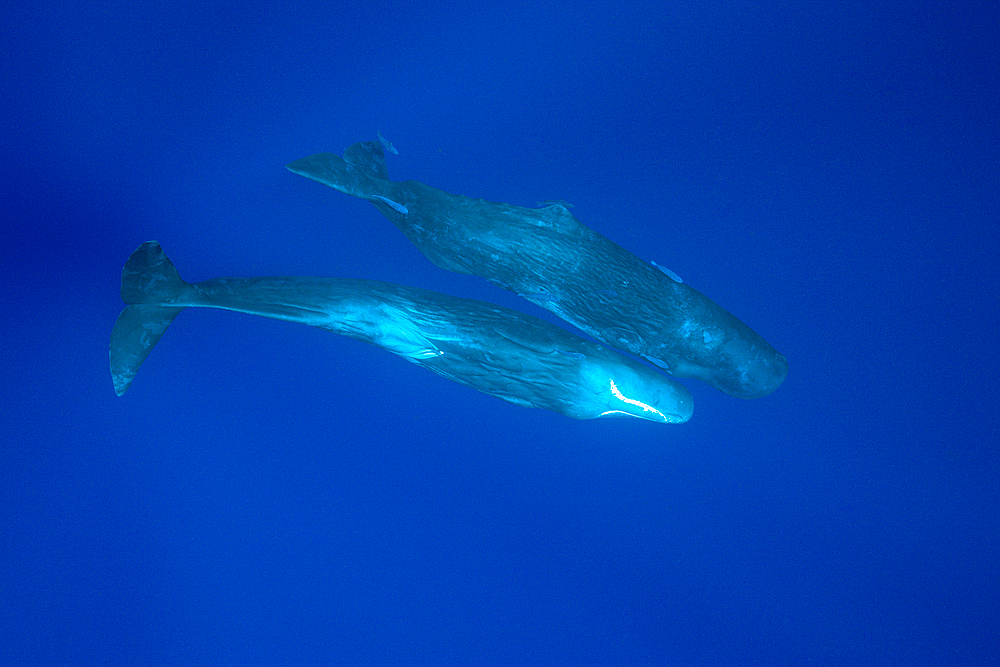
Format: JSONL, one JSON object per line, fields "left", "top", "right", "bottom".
{"left": 110, "top": 241, "right": 693, "bottom": 423}
{"left": 287, "top": 142, "right": 787, "bottom": 399}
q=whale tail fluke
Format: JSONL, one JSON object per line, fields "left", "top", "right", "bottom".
{"left": 110, "top": 241, "right": 186, "bottom": 396}
{"left": 343, "top": 140, "right": 389, "bottom": 179}
{"left": 286, "top": 141, "right": 389, "bottom": 199}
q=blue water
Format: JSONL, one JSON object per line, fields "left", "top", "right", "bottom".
{"left": 3, "top": 2, "right": 997, "bottom": 664}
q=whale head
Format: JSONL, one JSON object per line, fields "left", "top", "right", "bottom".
{"left": 573, "top": 358, "right": 694, "bottom": 423}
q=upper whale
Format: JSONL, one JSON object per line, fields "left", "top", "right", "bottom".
{"left": 287, "top": 141, "right": 787, "bottom": 398}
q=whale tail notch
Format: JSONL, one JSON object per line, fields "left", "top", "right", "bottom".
{"left": 110, "top": 241, "right": 186, "bottom": 396}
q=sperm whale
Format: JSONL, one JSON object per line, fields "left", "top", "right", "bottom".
{"left": 287, "top": 142, "right": 787, "bottom": 398}
{"left": 110, "top": 241, "right": 693, "bottom": 423}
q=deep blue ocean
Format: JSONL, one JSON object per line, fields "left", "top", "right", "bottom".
{"left": 3, "top": 2, "right": 997, "bottom": 665}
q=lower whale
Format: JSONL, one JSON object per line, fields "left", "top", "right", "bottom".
{"left": 110, "top": 242, "right": 693, "bottom": 423}
{"left": 286, "top": 141, "right": 788, "bottom": 399}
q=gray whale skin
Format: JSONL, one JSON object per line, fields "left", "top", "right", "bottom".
{"left": 287, "top": 142, "right": 787, "bottom": 399}
{"left": 110, "top": 242, "right": 692, "bottom": 423}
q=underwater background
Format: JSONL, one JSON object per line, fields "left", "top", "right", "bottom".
{"left": 3, "top": 2, "right": 997, "bottom": 664}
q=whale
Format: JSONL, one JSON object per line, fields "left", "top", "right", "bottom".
{"left": 110, "top": 242, "right": 693, "bottom": 423}
{"left": 286, "top": 141, "right": 787, "bottom": 399}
